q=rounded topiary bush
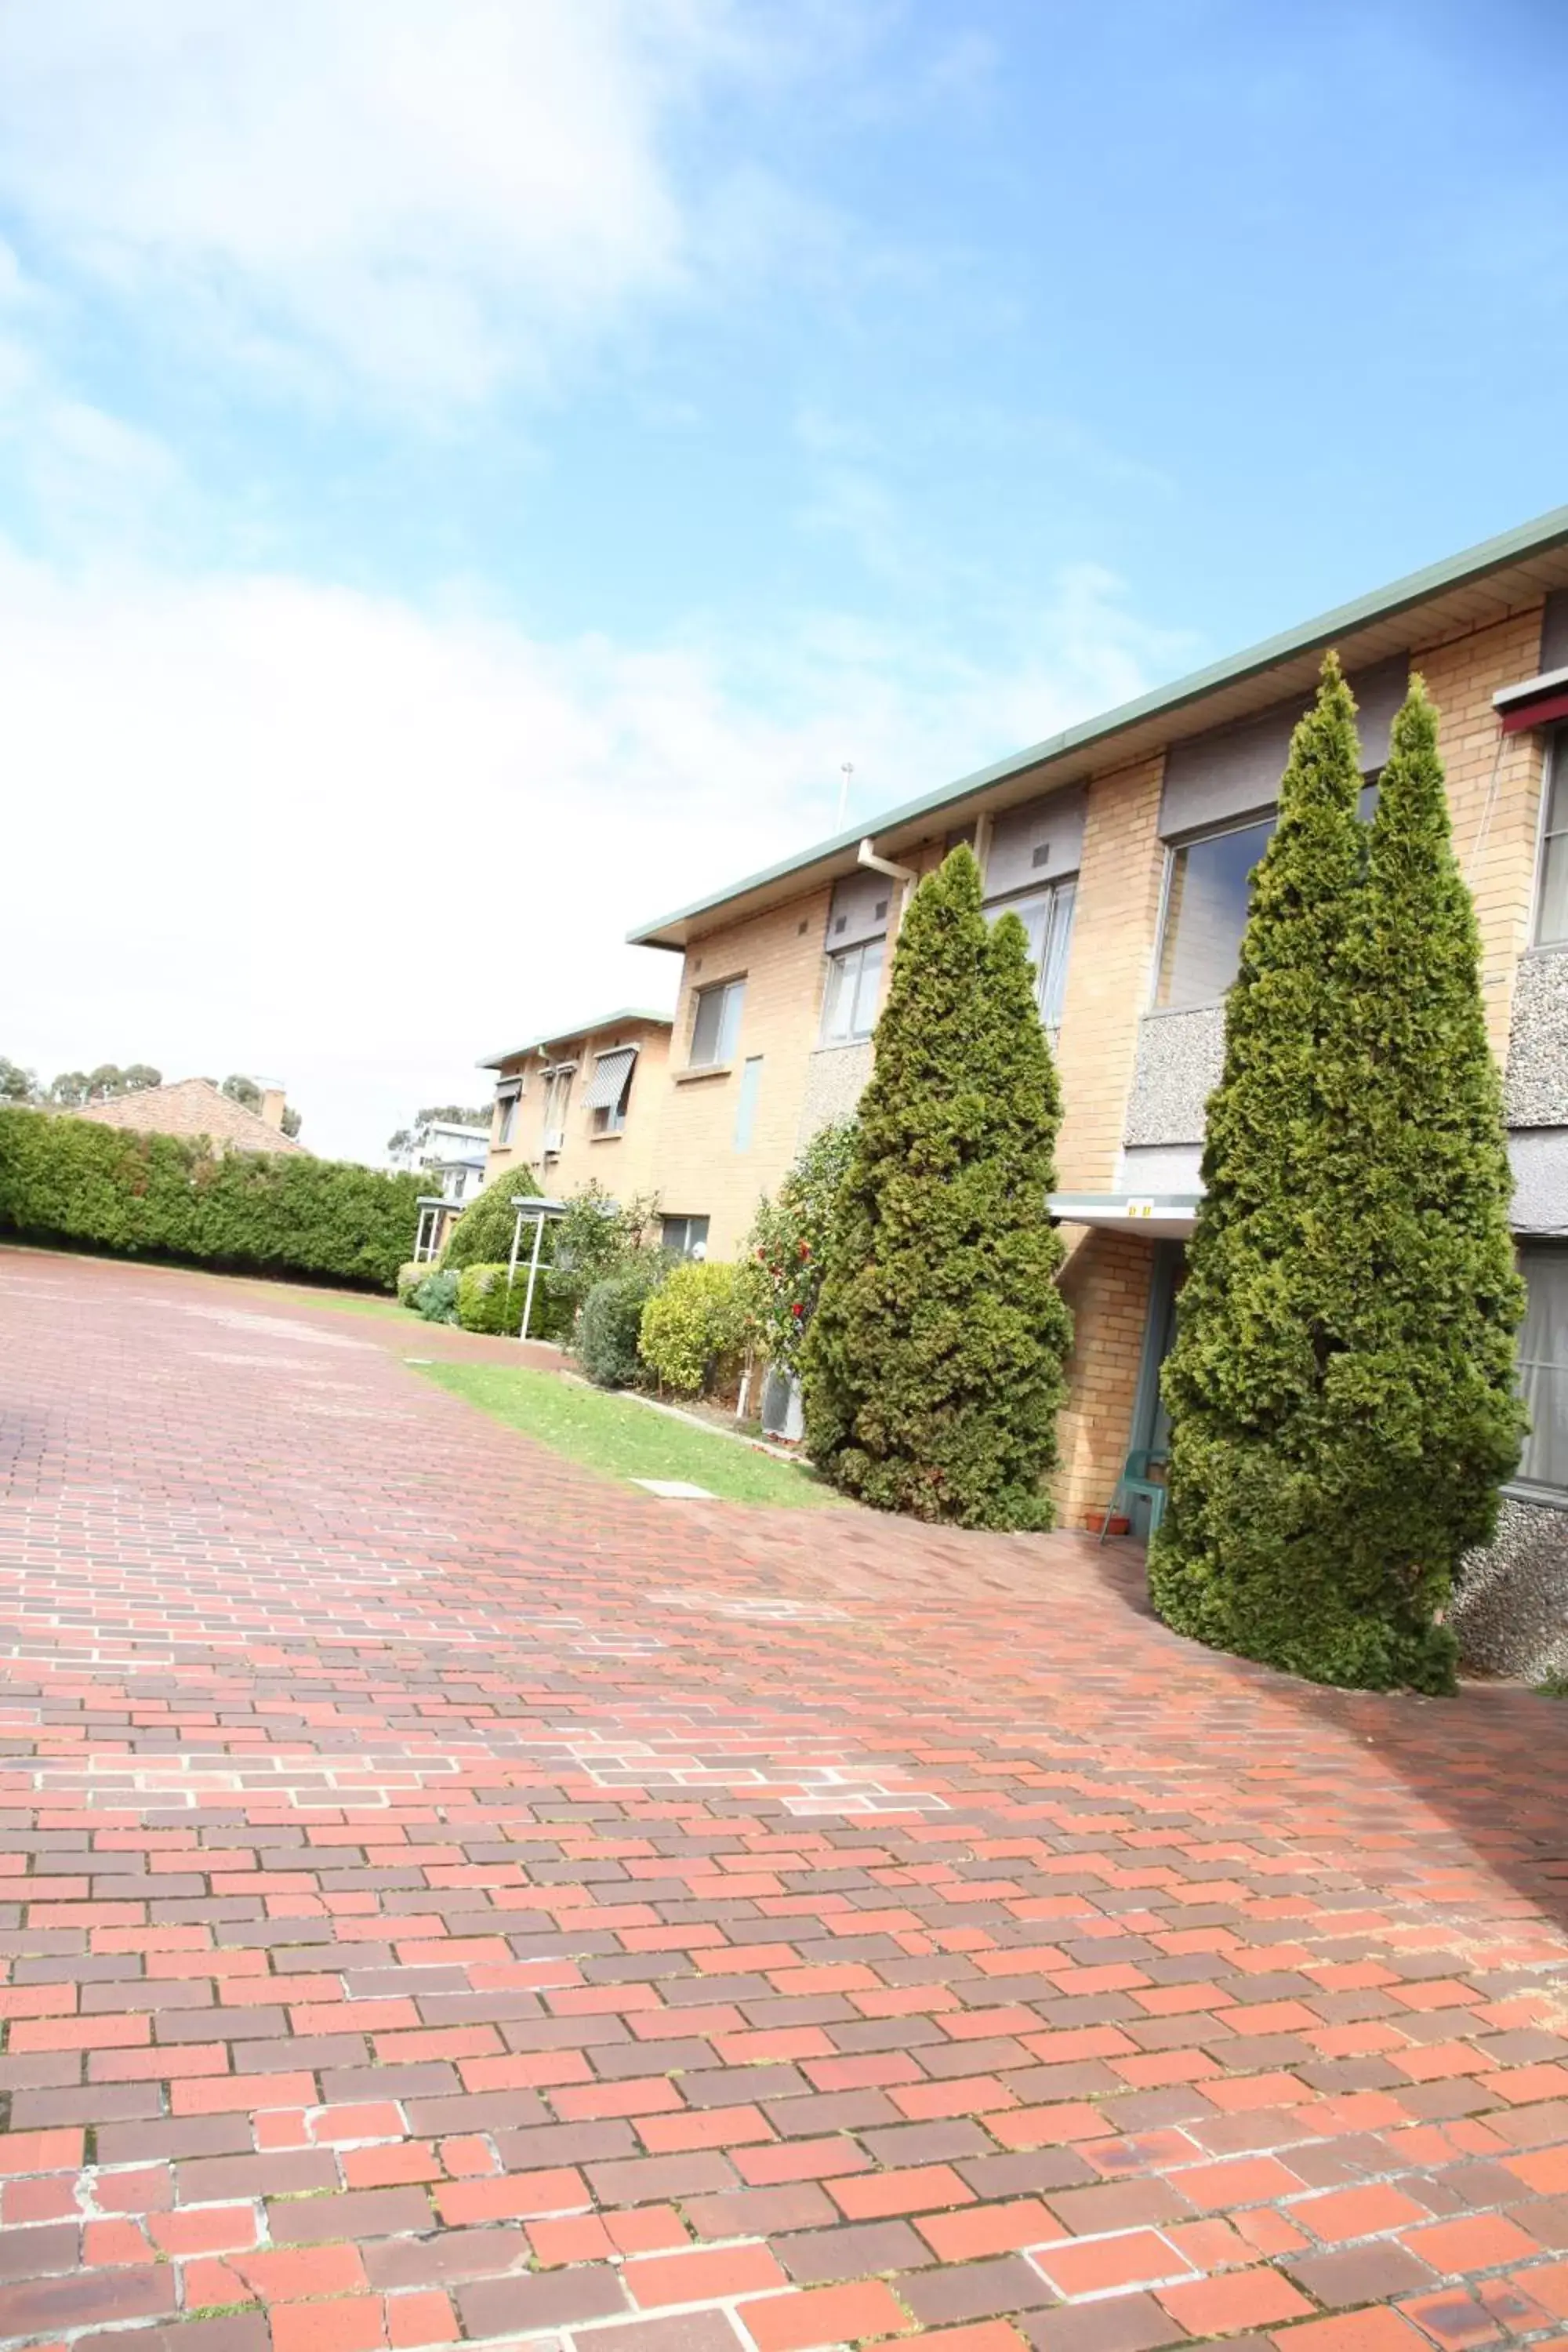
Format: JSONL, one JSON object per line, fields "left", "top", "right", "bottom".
{"left": 456, "top": 1263, "right": 522, "bottom": 1336}
{"left": 639, "top": 1260, "right": 748, "bottom": 1396}
{"left": 579, "top": 1261, "right": 667, "bottom": 1388}
{"left": 441, "top": 1169, "right": 541, "bottom": 1269}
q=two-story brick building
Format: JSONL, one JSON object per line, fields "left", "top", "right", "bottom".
{"left": 480, "top": 1009, "right": 673, "bottom": 1215}
{"left": 481, "top": 506, "right": 1568, "bottom": 1670}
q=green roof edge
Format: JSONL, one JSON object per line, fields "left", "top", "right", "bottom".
{"left": 476, "top": 1008, "right": 673, "bottom": 1070}
{"left": 628, "top": 499, "right": 1568, "bottom": 947}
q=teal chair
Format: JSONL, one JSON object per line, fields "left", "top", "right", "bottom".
{"left": 1097, "top": 1450, "right": 1168, "bottom": 1545}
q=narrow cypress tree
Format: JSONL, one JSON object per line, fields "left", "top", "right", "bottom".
{"left": 1321, "top": 679, "right": 1525, "bottom": 1662}
{"left": 1149, "top": 655, "right": 1375, "bottom": 1679}
{"left": 1152, "top": 658, "right": 1525, "bottom": 1693}
{"left": 802, "top": 844, "right": 1072, "bottom": 1527}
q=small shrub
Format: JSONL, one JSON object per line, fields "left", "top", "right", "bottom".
{"left": 639, "top": 1260, "right": 749, "bottom": 1396}
{"left": 579, "top": 1260, "right": 667, "bottom": 1388}
{"left": 740, "top": 1120, "right": 856, "bottom": 1375}
{"left": 546, "top": 1182, "right": 662, "bottom": 1327}
{"left": 441, "top": 1168, "right": 541, "bottom": 1269}
{"left": 456, "top": 1263, "right": 523, "bottom": 1335}
{"left": 410, "top": 1268, "right": 460, "bottom": 1323}
{"left": 396, "top": 1261, "right": 428, "bottom": 1305}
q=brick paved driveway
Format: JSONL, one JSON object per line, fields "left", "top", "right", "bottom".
{"left": 5, "top": 1250, "right": 1568, "bottom": 2352}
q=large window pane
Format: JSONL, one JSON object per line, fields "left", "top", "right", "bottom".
{"left": 1518, "top": 1248, "right": 1568, "bottom": 1494}
{"left": 820, "top": 950, "right": 857, "bottom": 1043}
{"left": 987, "top": 877, "right": 1076, "bottom": 1029}
{"left": 1154, "top": 815, "right": 1275, "bottom": 1011}
{"left": 1537, "top": 730, "right": 1568, "bottom": 946}
{"left": 691, "top": 979, "right": 744, "bottom": 1066}
{"left": 820, "top": 939, "right": 883, "bottom": 1043}
{"left": 852, "top": 937, "right": 884, "bottom": 1031}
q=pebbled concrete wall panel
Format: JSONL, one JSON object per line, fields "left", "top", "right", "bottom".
{"left": 1505, "top": 949, "right": 1568, "bottom": 1127}
{"left": 797, "top": 1041, "right": 873, "bottom": 1143}
{"left": 1453, "top": 1497, "right": 1568, "bottom": 1679}
{"left": 1124, "top": 1007, "right": 1225, "bottom": 1147}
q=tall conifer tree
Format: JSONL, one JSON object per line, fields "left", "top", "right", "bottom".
{"left": 802, "top": 844, "right": 1072, "bottom": 1526}
{"left": 1149, "top": 656, "right": 1371, "bottom": 1677}
{"left": 1151, "top": 659, "right": 1524, "bottom": 1693}
{"left": 1320, "top": 680, "right": 1524, "bottom": 1670}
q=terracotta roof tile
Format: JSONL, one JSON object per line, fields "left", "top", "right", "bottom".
{"left": 74, "top": 1078, "right": 309, "bottom": 1155}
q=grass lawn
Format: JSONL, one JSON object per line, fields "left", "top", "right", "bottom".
{"left": 263, "top": 1283, "right": 411, "bottom": 1321}
{"left": 415, "top": 1359, "right": 846, "bottom": 1511}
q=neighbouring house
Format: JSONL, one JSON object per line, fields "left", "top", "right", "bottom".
{"left": 474, "top": 505, "right": 1568, "bottom": 1671}
{"left": 478, "top": 1010, "right": 677, "bottom": 1236}
{"left": 416, "top": 1120, "right": 490, "bottom": 1208}
{"left": 407, "top": 1120, "right": 492, "bottom": 1265}
{"left": 74, "top": 1077, "right": 309, "bottom": 1156}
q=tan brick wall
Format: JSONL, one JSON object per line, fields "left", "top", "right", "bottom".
{"left": 1410, "top": 604, "right": 1548, "bottom": 1058}
{"left": 1054, "top": 756, "right": 1167, "bottom": 1189}
{"left": 654, "top": 887, "right": 835, "bottom": 1258}
{"left": 483, "top": 1020, "right": 672, "bottom": 1211}
{"left": 1054, "top": 1226, "right": 1156, "bottom": 1527}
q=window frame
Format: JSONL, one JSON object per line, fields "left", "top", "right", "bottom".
{"left": 688, "top": 977, "right": 745, "bottom": 1069}
{"left": 818, "top": 935, "right": 884, "bottom": 1044}
{"left": 541, "top": 1065, "right": 573, "bottom": 1144}
{"left": 495, "top": 1094, "right": 517, "bottom": 1146}
{"left": 1149, "top": 807, "right": 1278, "bottom": 1014}
{"left": 590, "top": 1062, "right": 634, "bottom": 1137}
{"left": 985, "top": 872, "right": 1078, "bottom": 1032}
{"left": 1532, "top": 726, "right": 1568, "bottom": 949}
{"left": 1511, "top": 1243, "right": 1568, "bottom": 1505}
{"left": 661, "top": 1213, "right": 710, "bottom": 1260}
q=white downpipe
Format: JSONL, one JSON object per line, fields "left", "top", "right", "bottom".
{"left": 506, "top": 1209, "right": 525, "bottom": 1287}
{"left": 857, "top": 837, "right": 917, "bottom": 935}
{"left": 972, "top": 810, "right": 994, "bottom": 888}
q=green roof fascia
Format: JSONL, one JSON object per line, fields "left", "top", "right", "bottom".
{"left": 476, "top": 1008, "right": 673, "bottom": 1071}
{"left": 628, "top": 499, "right": 1568, "bottom": 948}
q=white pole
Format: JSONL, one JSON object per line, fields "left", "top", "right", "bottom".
{"left": 520, "top": 1214, "right": 547, "bottom": 1341}
{"left": 506, "top": 1209, "right": 525, "bottom": 1286}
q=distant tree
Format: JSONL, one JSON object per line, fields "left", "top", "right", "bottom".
{"left": 48, "top": 1072, "right": 89, "bottom": 1107}
{"left": 0, "top": 1058, "right": 37, "bottom": 1103}
{"left": 86, "top": 1064, "right": 128, "bottom": 1100}
{"left": 121, "top": 1064, "right": 162, "bottom": 1092}
{"left": 221, "top": 1073, "right": 301, "bottom": 1140}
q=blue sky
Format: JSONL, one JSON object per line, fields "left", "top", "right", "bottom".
{"left": 2, "top": 0, "right": 1564, "bottom": 1158}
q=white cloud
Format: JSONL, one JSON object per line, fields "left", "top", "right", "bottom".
{"left": 0, "top": 0, "right": 739, "bottom": 404}
{"left": 0, "top": 544, "right": 1186, "bottom": 1163}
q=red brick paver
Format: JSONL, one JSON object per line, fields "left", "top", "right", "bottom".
{"left": 4, "top": 1247, "right": 1568, "bottom": 2352}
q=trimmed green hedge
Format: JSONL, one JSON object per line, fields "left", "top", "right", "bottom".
{"left": 456, "top": 1262, "right": 523, "bottom": 1335}
{"left": 0, "top": 1107, "right": 425, "bottom": 1290}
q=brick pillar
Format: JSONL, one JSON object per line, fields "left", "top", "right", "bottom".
{"left": 1053, "top": 1225, "right": 1156, "bottom": 1528}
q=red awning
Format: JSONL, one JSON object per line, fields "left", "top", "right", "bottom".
{"left": 1501, "top": 688, "right": 1568, "bottom": 735}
